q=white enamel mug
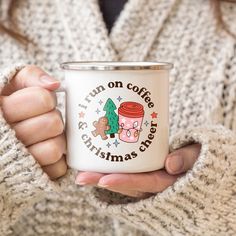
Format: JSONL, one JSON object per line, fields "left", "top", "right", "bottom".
{"left": 60, "top": 62, "right": 173, "bottom": 173}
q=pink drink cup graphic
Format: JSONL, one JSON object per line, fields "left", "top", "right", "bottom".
{"left": 118, "top": 102, "right": 144, "bottom": 143}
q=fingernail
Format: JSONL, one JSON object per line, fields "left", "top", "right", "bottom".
{"left": 75, "top": 177, "right": 87, "bottom": 185}
{"left": 167, "top": 155, "right": 184, "bottom": 174}
{"left": 97, "top": 181, "right": 109, "bottom": 188}
{"left": 40, "top": 75, "right": 60, "bottom": 85}
{"left": 75, "top": 181, "right": 87, "bottom": 185}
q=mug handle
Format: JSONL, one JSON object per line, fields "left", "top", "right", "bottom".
{"left": 55, "top": 86, "right": 67, "bottom": 126}
{"left": 55, "top": 86, "right": 66, "bottom": 93}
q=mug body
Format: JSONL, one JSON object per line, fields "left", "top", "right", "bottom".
{"left": 61, "top": 62, "right": 172, "bottom": 173}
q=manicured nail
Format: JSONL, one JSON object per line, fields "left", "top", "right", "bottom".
{"left": 40, "top": 75, "right": 60, "bottom": 85}
{"left": 75, "top": 177, "right": 87, "bottom": 185}
{"left": 167, "top": 155, "right": 184, "bottom": 174}
{"left": 97, "top": 182, "right": 109, "bottom": 188}
{"left": 75, "top": 181, "right": 87, "bottom": 185}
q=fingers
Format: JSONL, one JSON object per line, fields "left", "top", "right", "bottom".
{"left": 13, "top": 109, "right": 64, "bottom": 146}
{"left": 43, "top": 155, "right": 67, "bottom": 180}
{"left": 2, "top": 65, "right": 60, "bottom": 95}
{"left": 77, "top": 171, "right": 179, "bottom": 193}
{"left": 1, "top": 87, "right": 57, "bottom": 123}
{"left": 76, "top": 172, "right": 153, "bottom": 198}
{"left": 27, "top": 134, "right": 66, "bottom": 166}
{"left": 0, "top": 65, "right": 64, "bottom": 181}
{"left": 165, "top": 144, "right": 201, "bottom": 175}
{"left": 27, "top": 134, "right": 67, "bottom": 180}
{"left": 75, "top": 172, "right": 106, "bottom": 185}
{"left": 100, "top": 171, "right": 179, "bottom": 193}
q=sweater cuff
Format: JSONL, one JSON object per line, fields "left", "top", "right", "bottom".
{"left": 88, "top": 125, "right": 236, "bottom": 234}
{"left": 0, "top": 63, "right": 25, "bottom": 90}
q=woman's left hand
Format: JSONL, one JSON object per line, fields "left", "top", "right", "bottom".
{"left": 75, "top": 144, "right": 201, "bottom": 198}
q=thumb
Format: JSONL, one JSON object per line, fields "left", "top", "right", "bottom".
{"left": 2, "top": 65, "right": 60, "bottom": 95}
{"left": 165, "top": 144, "right": 201, "bottom": 175}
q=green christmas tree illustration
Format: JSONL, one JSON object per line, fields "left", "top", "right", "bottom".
{"left": 103, "top": 98, "right": 119, "bottom": 138}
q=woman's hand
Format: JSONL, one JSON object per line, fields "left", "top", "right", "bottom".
{"left": 76, "top": 144, "right": 201, "bottom": 197}
{"left": 0, "top": 65, "right": 67, "bottom": 180}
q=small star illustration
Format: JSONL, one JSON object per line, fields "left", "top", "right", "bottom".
{"left": 151, "top": 112, "right": 158, "bottom": 119}
{"left": 113, "top": 139, "right": 120, "bottom": 147}
{"left": 106, "top": 142, "right": 111, "bottom": 148}
{"left": 144, "top": 120, "right": 149, "bottom": 127}
{"left": 98, "top": 100, "right": 103, "bottom": 105}
{"left": 117, "top": 96, "right": 123, "bottom": 102}
{"left": 79, "top": 111, "right": 85, "bottom": 118}
{"left": 95, "top": 108, "right": 101, "bottom": 114}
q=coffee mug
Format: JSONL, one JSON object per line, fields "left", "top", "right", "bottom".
{"left": 60, "top": 62, "right": 173, "bottom": 173}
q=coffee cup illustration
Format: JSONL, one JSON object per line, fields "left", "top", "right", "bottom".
{"left": 118, "top": 102, "right": 144, "bottom": 143}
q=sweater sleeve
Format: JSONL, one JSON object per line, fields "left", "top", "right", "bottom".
{"left": 89, "top": 125, "right": 236, "bottom": 235}
{"left": 0, "top": 64, "right": 59, "bottom": 236}
{"left": 88, "top": 43, "right": 236, "bottom": 235}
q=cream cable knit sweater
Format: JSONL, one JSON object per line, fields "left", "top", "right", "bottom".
{"left": 0, "top": 0, "right": 236, "bottom": 235}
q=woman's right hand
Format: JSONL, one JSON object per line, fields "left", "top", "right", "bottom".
{"left": 0, "top": 65, "right": 67, "bottom": 180}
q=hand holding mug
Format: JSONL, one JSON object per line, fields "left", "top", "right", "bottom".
{"left": 0, "top": 65, "right": 67, "bottom": 179}
{"left": 1, "top": 62, "right": 199, "bottom": 197}
{"left": 76, "top": 144, "right": 201, "bottom": 197}
{"left": 61, "top": 62, "right": 200, "bottom": 197}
